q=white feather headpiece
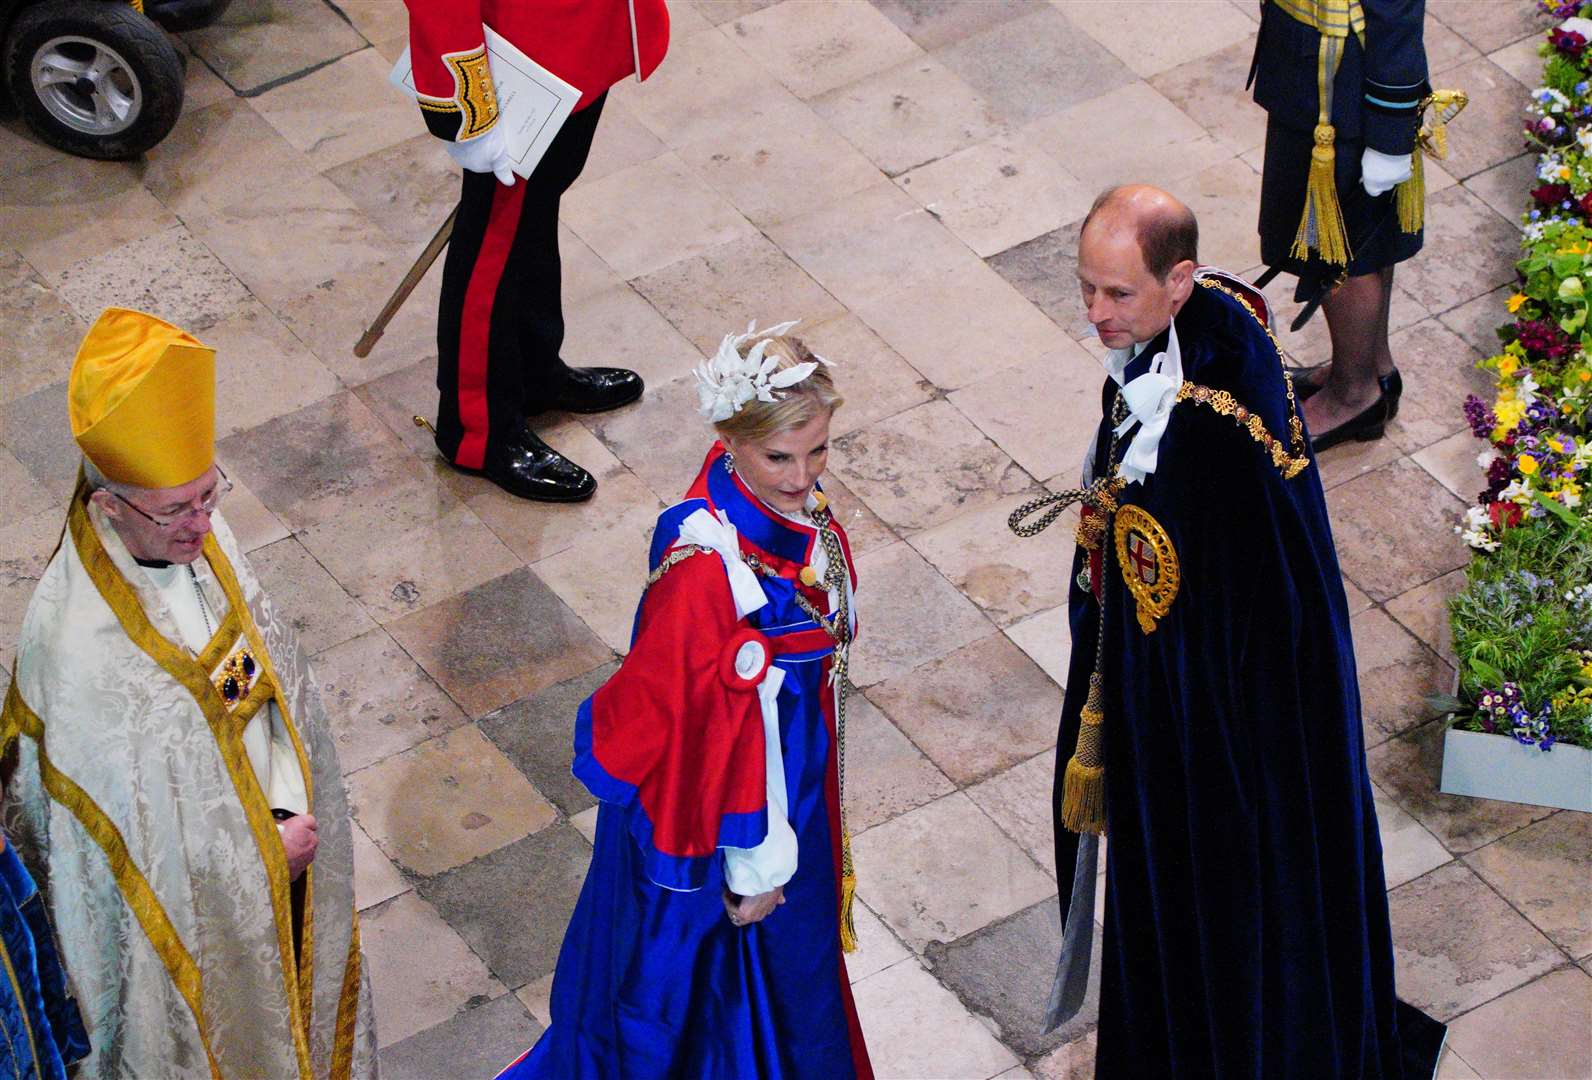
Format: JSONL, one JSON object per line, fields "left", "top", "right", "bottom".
{"left": 693, "top": 319, "right": 826, "bottom": 424}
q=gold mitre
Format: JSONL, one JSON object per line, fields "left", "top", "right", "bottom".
{"left": 69, "top": 307, "right": 216, "bottom": 490}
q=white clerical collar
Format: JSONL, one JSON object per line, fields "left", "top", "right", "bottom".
{"left": 1099, "top": 320, "right": 1183, "bottom": 484}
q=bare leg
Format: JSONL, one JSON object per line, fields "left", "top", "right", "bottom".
{"left": 1302, "top": 270, "right": 1389, "bottom": 434}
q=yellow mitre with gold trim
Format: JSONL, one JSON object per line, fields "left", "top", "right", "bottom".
{"left": 69, "top": 307, "right": 216, "bottom": 490}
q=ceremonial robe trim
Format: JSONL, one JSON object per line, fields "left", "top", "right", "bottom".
{"left": 330, "top": 914, "right": 362, "bottom": 1080}
{"left": 1113, "top": 506, "right": 1179, "bottom": 634}
{"left": 0, "top": 684, "right": 223, "bottom": 1080}
{"left": 416, "top": 46, "right": 499, "bottom": 142}
{"left": 64, "top": 493, "right": 317, "bottom": 1080}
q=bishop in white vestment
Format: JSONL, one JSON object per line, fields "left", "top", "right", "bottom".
{"left": 1, "top": 308, "right": 378, "bottom": 1079}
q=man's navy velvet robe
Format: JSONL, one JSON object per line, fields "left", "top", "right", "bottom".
{"left": 1054, "top": 282, "right": 1446, "bottom": 1078}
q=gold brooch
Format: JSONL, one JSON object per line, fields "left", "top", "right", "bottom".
{"left": 1114, "top": 505, "right": 1179, "bottom": 634}
{"left": 213, "top": 647, "right": 259, "bottom": 709}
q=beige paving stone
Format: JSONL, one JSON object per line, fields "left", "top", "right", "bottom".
{"left": 1055, "top": 0, "right": 1255, "bottom": 79}
{"left": 325, "top": 134, "right": 464, "bottom": 244}
{"left": 215, "top": 473, "right": 289, "bottom": 554}
{"left": 1434, "top": 1045, "right": 1483, "bottom": 1080}
{"left": 1326, "top": 458, "right": 1470, "bottom": 603}
{"left": 1341, "top": 575, "right": 1374, "bottom": 616}
{"left": 847, "top": 541, "right": 993, "bottom": 687}
{"left": 1487, "top": 36, "right": 1545, "bottom": 87}
{"left": 1353, "top": 607, "right": 1455, "bottom": 747}
{"left": 677, "top": 96, "right": 884, "bottom": 228}
{"left": 55, "top": 224, "right": 252, "bottom": 332}
{"left": 685, "top": 0, "right": 780, "bottom": 26}
{"left": 349, "top": 725, "right": 556, "bottom": 877}
{"left": 896, "top": 131, "right": 1094, "bottom": 258}
{"left": 344, "top": 357, "right": 496, "bottom": 489}
{"left": 1032, "top": 1028, "right": 1097, "bottom": 1080}
{"left": 948, "top": 346, "right": 1105, "bottom": 483}
{"left": 386, "top": 566, "right": 613, "bottom": 718}
{"left": 984, "top": 220, "right": 1093, "bottom": 342}
{"left": 869, "top": 632, "right": 1061, "bottom": 784}
{"left": 206, "top": 301, "right": 342, "bottom": 438}
{"left": 768, "top": 181, "right": 981, "bottom": 310}
{"left": 871, "top": 0, "right": 1046, "bottom": 51}
{"left": 557, "top": 284, "right": 704, "bottom": 391}
{"left": 514, "top": 974, "right": 555, "bottom": 1027}
{"left": 1435, "top": 283, "right": 1512, "bottom": 360}
{"left": 810, "top": 55, "right": 1003, "bottom": 177}
{"left": 1166, "top": 158, "right": 1265, "bottom": 274}
{"left": 1148, "top": 34, "right": 1266, "bottom": 156}
{"left": 1464, "top": 812, "right": 1592, "bottom": 958}
{"left": 335, "top": 0, "right": 409, "bottom": 44}
{"left": 829, "top": 399, "right": 1033, "bottom": 534}
{"left": 189, "top": 174, "right": 403, "bottom": 311}
{"left": 561, "top": 153, "right": 758, "bottom": 280}
{"left": 0, "top": 122, "right": 61, "bottom": 182}
{"left": 799, "top": 313, "right": 935, "bottom": 437}
{"left": 1397, "top": 185, "right": 1525, "bottom": 316}
{"left": 570, "top": 97, "right": 668, "bottom": 186}
{"left": 853, "top": 791, "right": 1054, "bottom": 951}
{"left": 142, "top": 98, "right": 320, "bottom": 218}
{"left": 845, "top": 692, "right": 956, "bottom": 832}
{"left": 727, "top": 0, "right": 924, "bottom": 101}
{"left": 1446, "top": 967, "right": 1592, "bottom": 1080}
{"left": 351, "top": 819, "right": 410, "bottom": 912}
{"left": 967, "top": 749, "right": 1060, "bottom": 879}
{"left": 0, "top": 158, "right": 177, "bottom": 285}
{"left": 532, "top": 518, "right": 655, "bottom": 653}
{"left": 630, "top": 233, "right": 847, "bottom": 354}
{"left": 1427, "top": 0, "right": 1547, "bottom": 60}
{"left": 1462, "top": 153, "right": 1534, "bottom": 228}
{"left": 1028, "top": 81, "right": 1232, "bottom": 194}
{"left": 852, "top": 957, "right": 1022, "bottom": 1078}
{"left": 315, "top": 627, "right": 469, "bottom": 774}
{"left": 851, "top": 258, "right": 1077, "bottom": 391}
{"left": 0, "top": 450, "right": 54, "bottom": 526}
{"left": 180, "top": 44, "right": 237, "bottom": 109}
{"left": 248, "top": 49, "right": 422, "bottom": 171}
{"left": 273, "top": 251, "right": 446, "bottom": 385}
{"left": 245, "top": 536, "right": 375, "bottom": 655}
{"left": 1372, "top": 784, "right": 1453, "bottom": 890}
{"left": 0, "top": 511, "right": 68, "bottom": 674}
{"left": 1005, "top": 603, "right": 1074, "bottom": 689}
{"left": 0, "top": 378, "right": 81, "bottom": 503}
{"left": 583, "top": 375, "right": 723, "bottom": 498}
{"left": 1367, "top": 721, "right": 1559, "bottom": 855}
{"left": 557, "top": 223, "right": 627, "bottom": 304}
{"left": 1315, "top": 433, "right": 1408, "bottom": 492}
{"left": 468, "top": 449, "right": 661, "bottom": 566}
{"left": 568, "top": 805, "right": 600, "bottom": 846}
{"left": 0, "top": 255, "right": 82, "bottom": 406}
{"left": 218, "top": 390, "right": 434, "bottom": 531}
{"left": 936, "top": 6, "right": 1134, "bottom": 126}
{"left": 1389, "top": 862, "right": 1564, "bottom": 1021}
{"left": 1425, "top": 12, "right": 1486, "bottom": 76}
{"left": 908, "top": 494, "right": 1077, "bottom": 629}
{"left": 821, "top": 472, "right": 898, "bottom": 556}
{"left": 846, "top": 900, "right": 913, "bottom": 983}
{"left": 184, "top": 0, "right": 367, "bottom": 94}
{"left": 617, "top": 24, "right": 798, "bottom": 149}
{"left": 360, "top": 891, "right": 506, "bottom": 1048}
{"left": 1412, "top": 429, "right": 1486, "bottom": 504}
{"left": 1385, "top": 569, "right": 1467, "bottom": 664}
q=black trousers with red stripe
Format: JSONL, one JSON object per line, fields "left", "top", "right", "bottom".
{"left": 434, "top": 94, "right": 607, "bottom": 469}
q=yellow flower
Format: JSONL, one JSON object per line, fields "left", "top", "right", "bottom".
{"left": 1496, "top": 354, "right": 1520, "bottom": 377}
{"left": 1559, "top": 165, "right": 1573, "bottom": 179}
{"left": 1518, "top": 454, "right": 1539, "bottom": 475}
{"left": 1506, "top": 293, "right": 1528, "bottom": 313}
{"left": 1582, "top": 370, "right": 1592, "bottom": 382}
{"left": 1494, "top": 398, "right": 1527, "bottom": 429}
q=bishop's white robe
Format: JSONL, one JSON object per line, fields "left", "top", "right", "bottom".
{"left": 1, "top": 489, "right": 378, "bottom": 1079}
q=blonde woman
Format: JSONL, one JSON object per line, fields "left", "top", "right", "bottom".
{"left": 499, "top": 322, "right": 874, "bottom": 1079}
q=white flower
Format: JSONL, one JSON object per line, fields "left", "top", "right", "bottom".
{"left": 1561, "top": 15, "right": 1592, "bottom": 38}
{"left": 1464, "top": 504, "right": 1491, "bottom": 531}
{"left": 1500, "top": 480, "right": 1531, "bottom": 502}
{"left": 1476, "top": 447, "right": 1501, "bottom": 470}
{"left": 693, "top": 319, "right": 826, "bottom": 424}
{"left": 1519, "top": 372, "right": 1541, "bottom": 401}
{"left": 1460, "top": 527, "right": 1500, "bottom": 552}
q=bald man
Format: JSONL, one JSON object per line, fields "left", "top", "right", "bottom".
{"left": 1023, "top": 186, "right": 1444, "bottom": 1077}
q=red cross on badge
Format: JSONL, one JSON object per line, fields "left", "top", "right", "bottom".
{"left": 1126, "top": 532, "right": 1158, "bottom": 586}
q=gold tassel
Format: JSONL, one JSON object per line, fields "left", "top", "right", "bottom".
{"left": 1291, "top": 123, "right": 1351, "bottom": 266}
{"left": 1395, "top": 146, "right": 1424, "bottom": 235}
{"left": 1058, "top": 757, "right": 1107, "bottom": 836}
{"left": 838, "top": 830, "right": 859, "bottom": 953}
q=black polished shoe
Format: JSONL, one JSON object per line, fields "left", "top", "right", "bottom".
{"left": 547, "top": 367, "right": 644, "bottom": 414}
{"left": 1379, "top": 368, "right": 1403, "bottom": 422}
{"left": 1310, "top": 392, "right": 1390, "bottom": 453}
{"left": 451, "top": 427, "right": 596, "bottom": 502}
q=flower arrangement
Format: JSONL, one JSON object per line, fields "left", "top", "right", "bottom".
{"left": 1442, "top": 2, "right": 1592, "bottom": 754}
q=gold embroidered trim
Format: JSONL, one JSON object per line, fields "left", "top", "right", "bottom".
{"left": 66, "top": 493, "right": 316, "bottom": 1080}
{"left": 0, "top": 682, "right": 223, "bottom": 1080}
{"left": 330, "top": 912, "right": 363, "bottom": 1080}
{"left": 416, "top": 96, "right": 458, "bottom": 113}
{"left": 442, "top": 46, "right": 498, "bottom": 140}
{"left": 1114, "top": 505, "right": 1180, "bottom": 634}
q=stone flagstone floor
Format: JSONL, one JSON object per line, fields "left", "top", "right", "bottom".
{"left": 2, "top": 0, "right": 1589, "bottom": 1076}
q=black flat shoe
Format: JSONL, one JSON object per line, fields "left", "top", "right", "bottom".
{"left": 1309, "top": 392, "right": 1390, "bottom": 453}
{"left": 547, "top": 367, "right": 644, "bottom": 414}
{"left": 450, "top": 427, "right": 596, "bottom": 502}
{"left": 1379, "top": 368, "right": 1403, "bottom": 422}
{"left": 1287, "top": 363, "right": 1329, "bottom": 402}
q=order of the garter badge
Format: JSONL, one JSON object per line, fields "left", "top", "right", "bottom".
{"left": 1114, "top": 505, "right": 1179, "bottom": 634}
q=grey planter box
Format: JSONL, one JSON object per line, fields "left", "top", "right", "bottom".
{"left": 1439, "top": 726, "right": 1592, "bottom": 812}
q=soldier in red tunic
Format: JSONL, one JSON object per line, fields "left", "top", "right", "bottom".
{"left": 402, "top": 1, "right": 669, "bottom": 501}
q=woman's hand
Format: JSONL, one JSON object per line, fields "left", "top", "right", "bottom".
{"left": 723, "top": 885, "right": 786, "bottom": 927}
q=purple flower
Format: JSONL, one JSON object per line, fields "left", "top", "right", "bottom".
{"left": 1464, "top": 394, "right": 1499, "bottom": 438}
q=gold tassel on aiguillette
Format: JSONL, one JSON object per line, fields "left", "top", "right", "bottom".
{"left": 1059, "top": 674, "right": 1108, "bottom": 836}
{"left": 838, "top": 831, "right": 859, "bottom": 953}
{"left": 1292, "top": 122, "right": 1351, "bottom": 266}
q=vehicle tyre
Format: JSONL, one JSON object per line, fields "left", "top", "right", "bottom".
{"left": 3, "top": 1, "right": 185, "bottom": 160}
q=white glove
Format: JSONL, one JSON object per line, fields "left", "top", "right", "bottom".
{"left": 1360, "top": 147, "right": 1412, "bottom": 196}
{"left": 446, "top": 124, "right": 516, "bottom": 186}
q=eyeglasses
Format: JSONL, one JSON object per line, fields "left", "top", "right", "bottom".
{"left": 111, "top": 465, "right": 233, "bottom": 529}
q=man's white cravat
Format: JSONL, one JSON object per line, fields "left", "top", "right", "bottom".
{"left": 1101, "top": 321, "right": 1183, "bottom": 484}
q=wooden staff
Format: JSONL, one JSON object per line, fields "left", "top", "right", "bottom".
{"left": 353, "top": 206, "right": 458, "bottom": 358}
